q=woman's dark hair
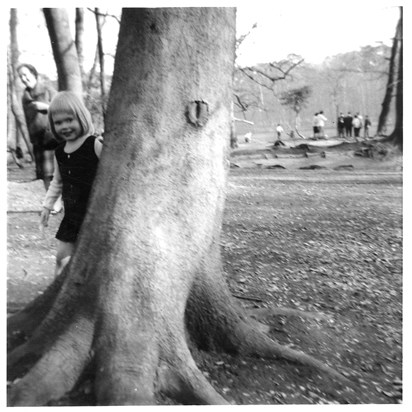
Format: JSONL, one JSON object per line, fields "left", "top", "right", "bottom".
{"left": 17, "top": 63, "right": 38, "bottom": 79}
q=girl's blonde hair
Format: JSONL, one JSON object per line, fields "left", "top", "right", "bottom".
{"left": 48, "top": 91, "right": 95, "bottom": 138}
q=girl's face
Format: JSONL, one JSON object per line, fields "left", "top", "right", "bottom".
{"left": 18, "top": 67, "right": 37, "bottom": 90}
{"left": 52, "top": 112, "right": 83, "bottom": 142}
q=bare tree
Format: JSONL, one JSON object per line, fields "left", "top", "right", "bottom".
{"left": 377, "top": 10, "right": 401, "bottom": 136}
{"left": 94, "top": 7, "right": 107, "bottom": 115}
{"left": 239, "top": 56, "right": 304, "bottom": 91}
{"left": 234, "top": 24, "right": 304, "bottom": 120}
{"left": 279, "top": 85, "right": 312, "bottom": 138}
{"left": 234, "top": 55, "right": 304, "bottom": 119}
{"left": 386, "top": 7, "right": 403, "bottom": 149}
{"left": 43, "top": 8, "right": 83, "bottom": 95}
{"left": 8, "top": 9, "right": 33, "bottom": 164}
{"left": 75, "top": 8, "right": 85, "bottom": 82}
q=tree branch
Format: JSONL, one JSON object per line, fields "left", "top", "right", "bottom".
{"left": 87, "top": 7, "right": 121, "bottom": 24}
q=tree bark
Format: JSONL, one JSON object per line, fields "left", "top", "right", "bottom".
{"left": 8, "top": 8, "right": 19, "bottom": 150}
{"left": 389, "top": 7, "right": 403, "bottom": 149}
{"left": 7, "top": 12, "right": 34, "bottom": 163}
{"left": 43, "top": 8, "right": 83, "bottom": 95}
{"left": 8, "top": 8, "right": 33, "bottom": 162}
{"left": 94, "top": 8, "right": 106, "bottom": 106}
{"left": 75, "top": 8, "right": 86, "bottom": 83}
{"left": 8, "top": 8, "right": 350, "bottom": 406}
{"left": 7, "top": 59, "right": 33, "bottom": 161}
{"left": 8, "top": 7, "right": 235, "bottom": 406}
{"left": 376, "top": 15, "right": 401, "bottom": 135}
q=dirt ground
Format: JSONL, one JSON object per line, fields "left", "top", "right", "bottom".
{"left": 6, "top": 136, "right": 403, "bottom": 405}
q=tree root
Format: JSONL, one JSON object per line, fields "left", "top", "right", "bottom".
{"left": 240, "top": 322, "right": 353, "bottom": 386}
{"left": 157, "top": 354, "right": 228, "bottom": 404}
{"left": 8, "top": 314, "right": 94, "bottom": 406}
{"left": 8, "top": 268, "right": 68, "bottom": 343}
{"left": 8, "top": 235, "right": 356, "bottom": 405}
{"left": 249, "top": 307, "right": 332, "bottom": 321}
{"left": 8, "top": 268, "right": 92, "bottom": 383}
{"left": 186, "top": 241, "right": 354, "bottom": 389}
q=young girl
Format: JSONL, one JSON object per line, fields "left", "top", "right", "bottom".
{"left": 40, "top": 91, "right": 103, "bottom": 277}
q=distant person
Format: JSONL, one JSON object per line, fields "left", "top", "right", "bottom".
{"left": 273, "top": 123, "right": 286, "bottom": 147}
{"left": 317, "top": 111, "right": 327, "bottom": 138}
{"left": 312, "top": 113, "right": 320, "bottom": 138}
{"left": 17, "top": 63, "right": 59, "bottom": 190}
{"left": 275, "top": 123, "right": 284, "bottom": 140}
{"left": 244, "top": 132, "right": 252, "bottom": 143}
{"left": 352, "top": 114, "right": 362, "bottom": 139}
{"left": 344, "top": 112, "right": 353, "bottom": 138}
{"left": 364, "top": 115, "right": 372, "bottom": 139}
{"left": 337, "top": 112, "right": 345, "bottom": 138}
{"left": 40, "top": 91, "right": 103, "bottom": 278}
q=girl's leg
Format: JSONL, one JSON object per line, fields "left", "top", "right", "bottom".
{"left": 55, "top": 240, "right": 75, "bottom": 277}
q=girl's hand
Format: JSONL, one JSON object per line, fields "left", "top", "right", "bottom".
{"left": 39, "top": 207, "right": 51, "bottom": 232}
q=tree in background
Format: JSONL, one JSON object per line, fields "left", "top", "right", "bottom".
{"left": 233, "top": 53, "right": 304, "bottom": 128}
{"left": 8, "top": 8, "right": 349, "bottom": 406}
{"left": 75, "top": 8, "right": 86, "bottom": 82}
{"left": 233, "top": 41, "right": 391, "bottom": 136}
{"left": 8, "top": 9, "right": 33, "bottom": 165}
{"left": 94, "top": 7, "right": 107, "bottom": 117}
{"left": 389, "top": 7, "right": 403, "bottom": 149}
{"left": 377, "top": 8, "right": 402, "bottom": 140}
{"left": 8, "top": 8, "right": 118, "bottom": 141}
{"left": 376, "top": 6, "right": 402, "bottom": 149}
{"left": 43, "top": 8, "right": 83, "bottom": 96}
{"left": 279, "top": 85, "right": 312, "bottom": 138}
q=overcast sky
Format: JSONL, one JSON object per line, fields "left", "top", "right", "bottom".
{"left": 10, "top": 0, "right": 402, "bottom": 79}
{"left": 236, "top": 0, "right": 401, "bottom": 65}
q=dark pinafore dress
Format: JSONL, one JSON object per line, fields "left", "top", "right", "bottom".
{"left": 55, "top": 136, "right": 99, "bottom": 242}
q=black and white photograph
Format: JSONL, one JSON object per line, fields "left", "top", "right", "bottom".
{"left": 5, "top": 0, "right": 405, "bottom": 407}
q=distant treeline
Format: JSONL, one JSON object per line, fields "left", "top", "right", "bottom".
{"left": 234, "top": 44, "right": 393, "bottom": 136}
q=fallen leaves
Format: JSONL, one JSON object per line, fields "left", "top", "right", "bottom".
{"left": 221, "top": 168, "right": 402, "bottom": 404}
{"left": 7, "top": 163, "right": 402, "bottom": 405}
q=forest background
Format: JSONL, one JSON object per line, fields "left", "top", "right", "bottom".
{"left": 6, "top": 1, "right": 402, "bottom": 145}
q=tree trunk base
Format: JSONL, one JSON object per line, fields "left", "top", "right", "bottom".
{"left": 8, "top": 257, "right": 354, "bottom": 405}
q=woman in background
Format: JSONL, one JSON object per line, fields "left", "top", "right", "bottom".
{"left": 17, "top": 63, "right": 59, "bottom": 190}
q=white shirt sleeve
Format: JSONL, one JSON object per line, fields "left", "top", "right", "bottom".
{"left": 94, "top": 137, "right": 103, "bottom": 158}
{"left": 43, "top": 156, "right": 63, "bottom": 210}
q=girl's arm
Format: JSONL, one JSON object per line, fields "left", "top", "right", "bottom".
{"left": 43, "top": 157, "right": 63, "bottom": 210}
{"left": 94, "top": 137, "right": 104, "bottom": 159}
{"left": 40, "top": 157, "right": 62, "bottom": 230}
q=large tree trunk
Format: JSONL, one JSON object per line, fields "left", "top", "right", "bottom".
{"left": 376, "top": 14, "right": 401, "bottom": 136}
{"left": 43, "top": 8, "right": 83, "bottom": 95}
{"left": 8, "top": 8, "right": 350, "bottom": 406}
{"left": 388, "top": 7, "right": 403, "bottom": 149}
